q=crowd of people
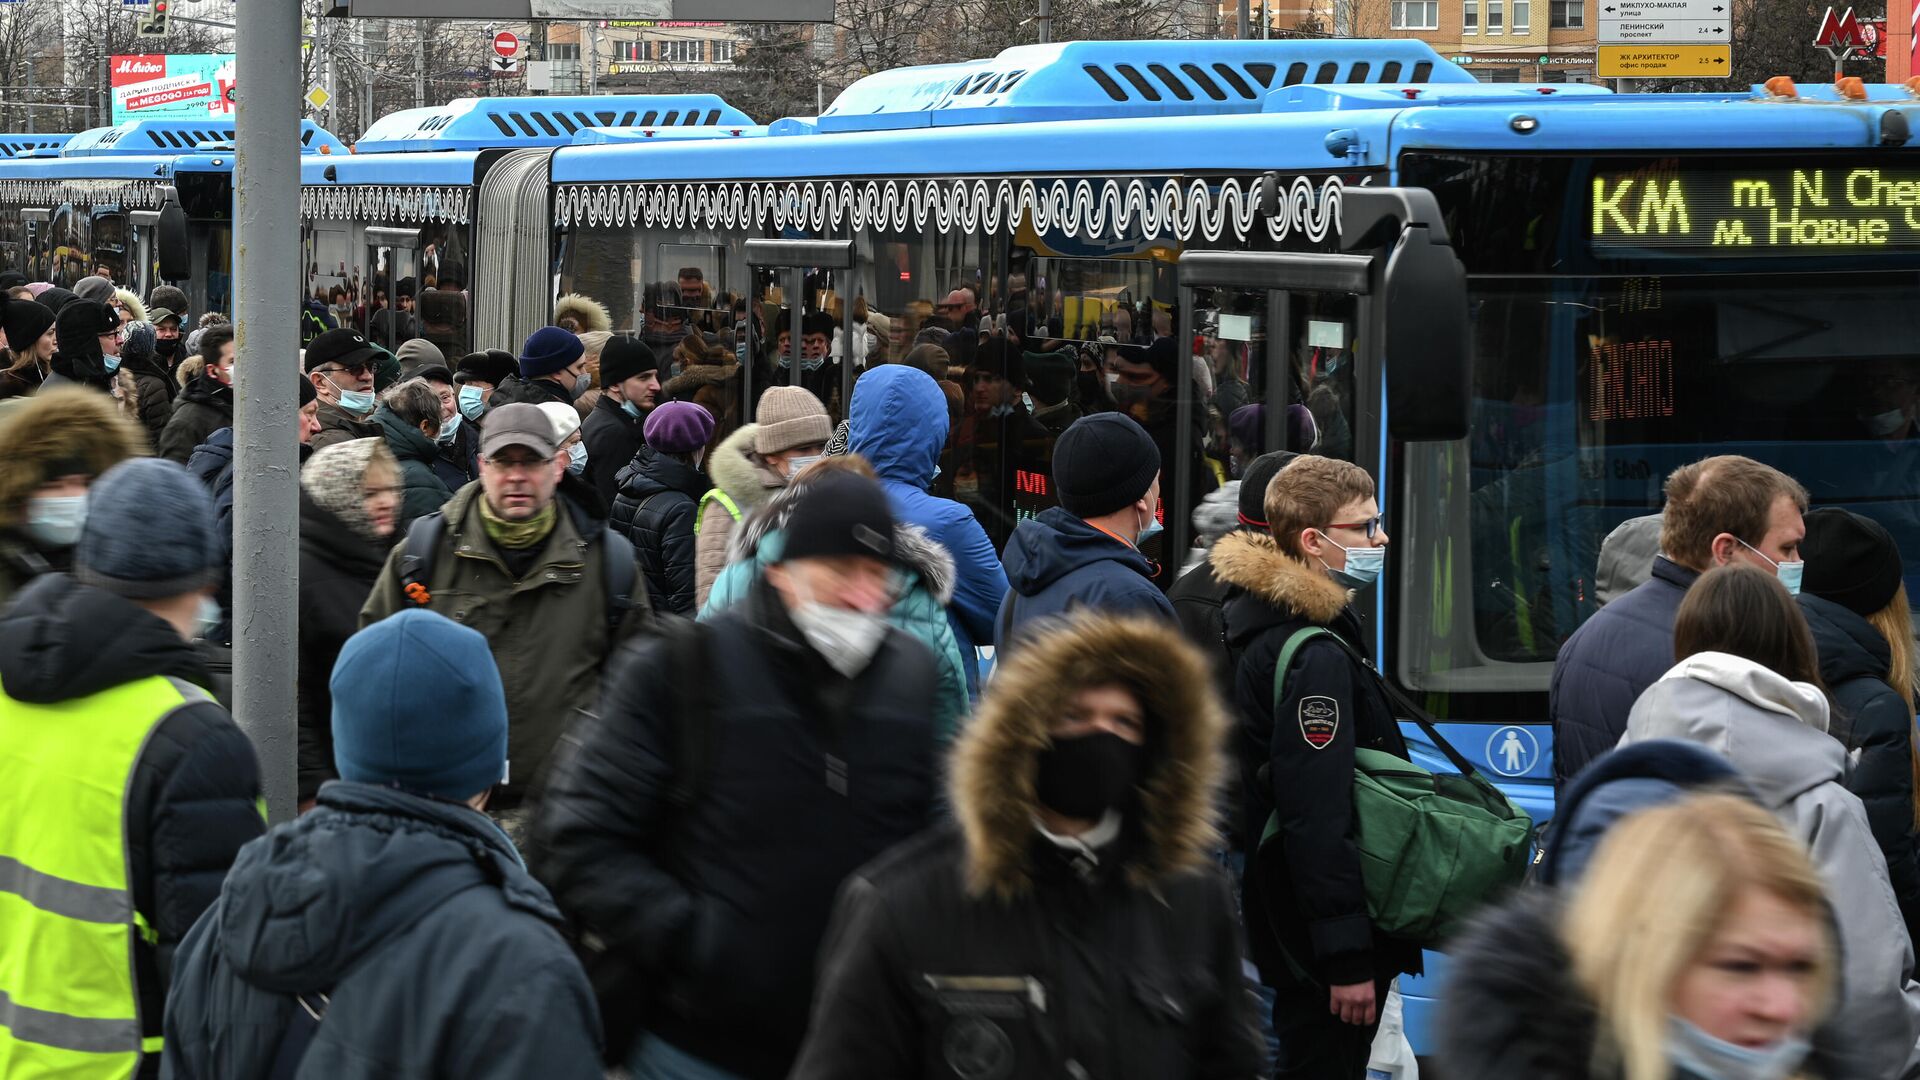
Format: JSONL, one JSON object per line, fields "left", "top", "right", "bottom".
{"left": 1, "top": 268, "right": 1918, "bottom": 1080}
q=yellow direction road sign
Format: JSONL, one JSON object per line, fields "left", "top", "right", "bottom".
{"left": 305, "top": 86, "right": 331, "bottom": 111}
{"left": 1598, "top": 44, "right": 1731, "bottom": 76}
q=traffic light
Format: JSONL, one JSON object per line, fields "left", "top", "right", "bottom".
{"left": 137, "top": 1, "right": 170, "bottom": 38}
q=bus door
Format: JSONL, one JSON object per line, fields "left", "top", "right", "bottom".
{"left": 128, "top": 210, "right": 161, "bottom": 301}
{"left": 1173, "top": 251, "right": 1372, "bottom": 562}
{"left": 364, "top": 227, "right": 421, "bottom": 351}
{"left": 743, "top": 238, "right": 856, "bottom": 424}
{"left": 1176, "top": 186, "right": 1471, "bottom": 611}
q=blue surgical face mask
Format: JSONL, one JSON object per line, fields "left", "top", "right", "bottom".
{"left": 103, "top": 355, "right": 121, "bottom": 374}
{"left": 437, "top": 410, "right": 462, "bottom": 445}
{"left": 1136, "top": 504, "right": 1163, "bottom": 546}
{"left": 621, "top": 399, "right": 642, "bottom": 419}
{"left": 26, "top": 494, "right": 86, "bottom": 549}
{"left": 1737, "top": 538, "right": 1803, "bottom": 596}
{"left": 458, "top": 385, "right": 488, "bottom": 421}
{"left": 1317, "top": 531, "right": 1386, "bottom": 589}
{"left": 328, "top": 373, "right": 376, "bottom": 416}
{"left": 566, "top": 442, "right": 588, "bottom": 476}
{"left": 194, "top": 594, "right": 223, "bottom": 641}
{"left": 1666, "top": 1016, "right": 1810, "bottom": 1080}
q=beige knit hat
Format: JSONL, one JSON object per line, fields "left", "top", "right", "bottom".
{"left": 754, "top": 386, "right": 832, "bottom": 455}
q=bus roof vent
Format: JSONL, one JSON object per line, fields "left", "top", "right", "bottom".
{"left": 354, "top": 94, "right": 756, "bottom": 153}
{"left": 60, "top": 119, "right": 343, "bottom": 158}
{"left": 0, "top": 134, "right": 72, "bottom": 159}
{"left": 817, "top": 40, "right": 1472, "bottom": 131}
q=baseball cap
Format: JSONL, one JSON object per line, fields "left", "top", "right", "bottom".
{"left": 479, "top": 402, "right": 558, "bottom": 459}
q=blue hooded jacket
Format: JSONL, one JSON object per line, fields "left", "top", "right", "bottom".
{"left": 998, "top": 506, "right": 1176, "bottom": 651}
{"left": 847, "top": 365, "right": 1007, "bottom": 685}
{"left": 161, "top": 782, "right": 602, "bottom": 1079}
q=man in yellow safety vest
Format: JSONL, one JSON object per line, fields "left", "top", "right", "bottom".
{"left": 0, "top": 457, "right": 263, "bottom": 1079}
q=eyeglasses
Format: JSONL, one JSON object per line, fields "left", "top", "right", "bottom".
{"left": 1327, "top": 515, "right": 1386, "bottom": 540}
{"left": 321, "top": 362, "right": 372, "bottom": 377}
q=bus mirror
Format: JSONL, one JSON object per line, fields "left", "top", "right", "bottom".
{"left": 156, "top": 197, "right": 189, "bottom": 282}
{"left": 1342, "top": 187, "right": 1471, "bottom": 442}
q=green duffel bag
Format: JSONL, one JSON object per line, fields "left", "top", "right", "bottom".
{"left": 1257, "top": 626, "right": 1532, "bottom": 949}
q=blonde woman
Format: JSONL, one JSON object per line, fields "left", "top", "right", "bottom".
{"left": 1798, "top": 507, "right": 1920, "bottom": 949}
{"left": 1440, "top": 793, "right": 1843, "bottom": 1079}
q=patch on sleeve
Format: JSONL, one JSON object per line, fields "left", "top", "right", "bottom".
{"left": 1298, "top": 696, "right": 1339, "bottom": 749}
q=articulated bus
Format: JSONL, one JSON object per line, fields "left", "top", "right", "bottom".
{"left": 511, "top": 38, "right": 1920, "bottom": 1043}
{"left": 0, "top": 119, "right": 347, "bottom": 313}
{"left": 298, "top": 94, "right": 762, "bottom": 356}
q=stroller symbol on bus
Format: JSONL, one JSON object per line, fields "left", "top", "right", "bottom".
{"left": 1484, "top": 726, "right": 1540, "bottom": 778}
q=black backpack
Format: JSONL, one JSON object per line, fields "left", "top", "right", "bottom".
{"left": 395, "top": 509, "right": 640, "bottom": 644}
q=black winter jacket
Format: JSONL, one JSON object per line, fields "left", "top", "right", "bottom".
{"left": 1802, "top": 592, "right": 1920, "bottom": 946}
{"left": 125, "top": 351, "right": 177, "bottom": 446}
{"left": 608, "top": 445, "right": 706, "bottom": 615}
{"left": 791, "top": 613, "right": 1263, "bottom": 1080}
{"left": 157, "top": 373, "right": 233, "bottom": 464}
{"left": 582, "top": 394, "right": 646, "bottom": 506}
{"left": 372, "top": 403, "right": 454, "bottom": 535}
{"left": 1550, "top": 555, "right": 1698, "bottom": 789}
{"left": 295, "top": 489, "right": 390, "bottom": 802}
{"left": 1438, "top": 891, "right": 1844, "bottom": 1080}
{"left": 429, "top": 420, "right": 478, "bottom": 492}
{"left": 162, "top": 782, "right": 602, "bottom": 1080}
{"left": 0, "top": 573, "right": 263, "bottom": 1076}
{"left": 793, "top": 830, "right": 1261, "bottom": 1080}
{"left": 488, "top": 374, "right": 573, "bottom": 410}
{"left": 533, "top": 579, "right": 940, "bottom": 1079}
{"left": 184, "top": 428, "right": 239, "bottom": 644}
{"left": 1211, "top": 530, "right": 1419, "bottom": 991}
{"left": 1169, "top": 525, "right": 1260, "bottom": 696}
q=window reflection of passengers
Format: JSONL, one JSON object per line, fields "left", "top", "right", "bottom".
{"left": 1107, "top": 338, "right": 1217, "bottom": 543}
{"left": 1860, "top": 360, "right": 1920, "bottom": 444}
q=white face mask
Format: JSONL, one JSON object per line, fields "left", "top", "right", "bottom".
{"left": 25, "top": 494, "right": 86, "bottom": 549}
{"left": 1863, "top": 406, "right": 1910, "bottom": 437}
{"left": 785, "top": 454, "right": 823, "bottom": 479}
{"left": 790, "top": 583, "right": 889, "bottom": 678}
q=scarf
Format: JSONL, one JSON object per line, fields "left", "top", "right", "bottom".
{"left": 478, "top": 495, "right": 556, "bottom": 550}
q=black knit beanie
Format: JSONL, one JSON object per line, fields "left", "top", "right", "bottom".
{"left": 1053, "top": 412, "right": 1160, "bottom": 518}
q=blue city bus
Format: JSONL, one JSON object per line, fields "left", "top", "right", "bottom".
{"left": 297, "top": 94, "right": 761, "bottom": 355}
{"left": 522, "top": 38, "right": 1920, "bottom": 1047}
{"left": 0, "top": 119, "right": 346, "bottom": 312}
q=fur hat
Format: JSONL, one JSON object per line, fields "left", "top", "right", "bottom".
{"left": 0, "top": 386, "right": 146, "bottom": 529}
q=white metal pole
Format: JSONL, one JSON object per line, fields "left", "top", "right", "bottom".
{"left": 232, "top": 0, "right": 302, "bottom": 824}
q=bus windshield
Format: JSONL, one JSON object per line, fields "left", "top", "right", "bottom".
{"left": 1398, "top": 270, "right": 1920, "bottom": 696}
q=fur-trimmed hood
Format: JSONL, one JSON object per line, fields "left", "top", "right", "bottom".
{"left": 553, "top": 293, "right": 611, "bottom": 334}
{"left": 0, "top": 386, "right": 147, "bottom": 529}
{"left": 1208, "top": 529, "right": 1350, "bottom": 625}
{"left": 113, "top": 289, "right": 148, "bottom": 325}
{"left": 706, "top": 422, "right": 783, "bottom": 512}
{"left": 952, "top": 613, "right": 1226, "bottom": 900}
{"left": 727, "top": 473, "right": 956, "bottom": 605}
{"left": 1439, "top": 891, "right": 1846, "bottom": 1080}
{"left": 663, "top": 361, "right": 737, "bottom": 400}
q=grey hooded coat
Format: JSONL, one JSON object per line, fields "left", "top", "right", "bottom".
{"left": 1623, "top": 651, "right": 1920, "bottom": 1079}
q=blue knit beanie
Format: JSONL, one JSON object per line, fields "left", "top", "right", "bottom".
{"left": 331, "top": 610, "right": 508, "bottom": 801}
{"left": 75, "top": 458, "right": 216, "bottom": 599}
{"left": 519, "top": 325, "right": 585, "bottom": 379}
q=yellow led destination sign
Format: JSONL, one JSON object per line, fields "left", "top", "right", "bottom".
{"left": 1591, "top": 164, "right": 1920, "bottom": 256}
